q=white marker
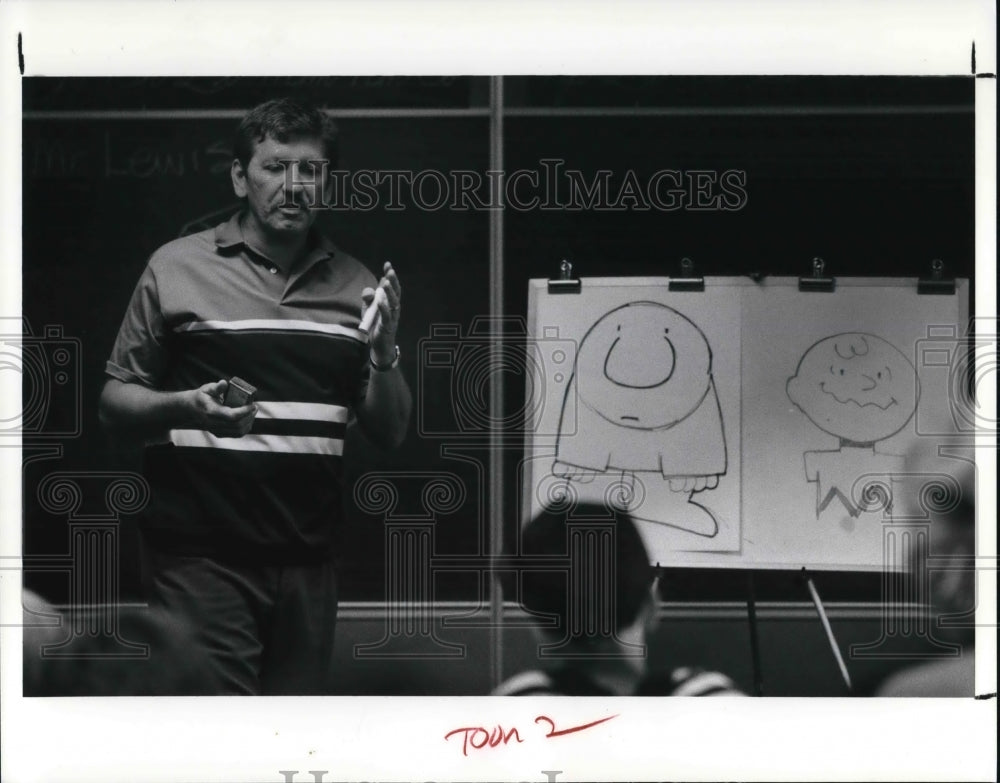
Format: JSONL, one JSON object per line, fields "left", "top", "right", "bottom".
{"left": 360, "top": 262, "right": 395, "bottom": 334}
{"left": 359, "top": 297, "right": 381, "bottom": 334}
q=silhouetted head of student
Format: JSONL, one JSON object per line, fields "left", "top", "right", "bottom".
{"left": 519, "top": 503, "right": 658, "bottom": 654}
{"left": 901, "top": 439, "right": 976, "bottom": 633}
{"left": 875, "top": 436, "right": 977, "bottom": 697}
{"left": 23, "top": 589, "right": 216, "bottom": 696}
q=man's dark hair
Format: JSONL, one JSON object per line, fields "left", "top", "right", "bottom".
{"left": 518, "top": 503, "right": 655, "bottom": 640}
{"left": 233, "top": 98, "right": 339, "bottom": 169}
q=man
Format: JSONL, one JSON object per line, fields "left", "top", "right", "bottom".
{"left": 99, "top": 98, "right": 411, "bottom": 694}
{"left": 494, "top": 503, "right": 744, "bottom": 696}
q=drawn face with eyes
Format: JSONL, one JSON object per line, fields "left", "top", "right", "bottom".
{"left": 575, "top": 302, "right": 713, "bottom": 430}
{"left": 786, "top": 333, "right": 919, "bottom": 443}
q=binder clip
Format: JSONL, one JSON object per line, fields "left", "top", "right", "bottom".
{"left": 669, "top": 257, "right": 705, "bottom": 292}
{"left": 548, "top": 259, "right": 581, "bottom": 294}
{"left": 798, "top": 257, "right": 836, "bottom": 292}
{"left": 917, "top": 259, "right": 956, "bottom": 295}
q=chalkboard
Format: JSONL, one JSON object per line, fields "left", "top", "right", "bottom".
{"left": 22, "top": 76, "right": 485, "bottom": 111}
{"left": 21, "top": 98, "right": 491, "bottom": 603}
{"left": 502, "top": 75, "right": 971, "bottom": 109}
{"left": 523, "top": 276, "right": 970, "bottom": 570}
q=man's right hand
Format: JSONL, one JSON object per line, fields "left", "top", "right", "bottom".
{"left": 186, "top": 380, "right": 257, "bottom": 438}
{"left": 99, "top": 377, "right": 256, "bottom": 444}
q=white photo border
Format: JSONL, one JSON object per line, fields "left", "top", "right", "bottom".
{"left": 1, "top": 2, "right": 996, "bottom": 782}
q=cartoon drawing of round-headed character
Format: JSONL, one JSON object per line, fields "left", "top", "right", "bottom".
{"left": 787, "top": 332, "right": 920, "bottom": 518}
{"left": 553, "top": 302, "right": 727, "bottom": 537}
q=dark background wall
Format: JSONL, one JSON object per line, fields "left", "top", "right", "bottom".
{"left": 22, "top": 77, "right": 493, "bottom": 604}
{"left": 19, "top": 76, "right": 975, "bottom": 693}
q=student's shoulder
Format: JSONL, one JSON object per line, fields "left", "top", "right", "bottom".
{"left": 492, "top": 670, "right": 558, "bottom": 696}
{"left": 639, "top": 666, "right": 747, "bottom": 697}
{"left": 876, "top": 656, "right": 974, "bottom": 697}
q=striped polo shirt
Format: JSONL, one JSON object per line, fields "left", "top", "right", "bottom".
{"left": 106, "top": 213, "right": 376, "bottom": 561}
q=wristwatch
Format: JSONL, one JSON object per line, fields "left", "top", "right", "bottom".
{"left": 370, "top": 345, "right": 401, "bottom": 372}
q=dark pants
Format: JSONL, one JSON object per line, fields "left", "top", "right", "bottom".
{"left": 143, "top": 549, "right": 339, "bottom": 695}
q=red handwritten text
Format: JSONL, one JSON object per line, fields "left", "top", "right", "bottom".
{"left": 444, "top": 725, "right": 523, "bottom": 757}
{"left": 535, "top": 714, "right": 618, "bottom": 737}
{"left": 444, "top": 714, "right": 618, "bottom": 756}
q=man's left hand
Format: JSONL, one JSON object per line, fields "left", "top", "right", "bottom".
{"left": 361, "top": 261, "right": 401, "bottom": 365}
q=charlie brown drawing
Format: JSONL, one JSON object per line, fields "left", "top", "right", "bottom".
{"left": 786, "top": 332, "right": 920, "bottom": 518}
{"left": 552, "top": 301, "right": 726, "bottom": 537}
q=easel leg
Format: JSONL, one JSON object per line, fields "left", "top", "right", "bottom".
{"left": 804, "top": 570, "right": 853, "bottom": 694}
{"left": 746, "top": 572, "right": 764, "bottom": 696}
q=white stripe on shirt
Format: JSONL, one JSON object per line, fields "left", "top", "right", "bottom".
{"left": 169, "top": 430, "right": 344, "bottom": 455}
{"left": 255, "top": 401, "right": 350, "bottom": 423}
{"left": 173, "top": 319, "right": 367, "bottom": 343}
